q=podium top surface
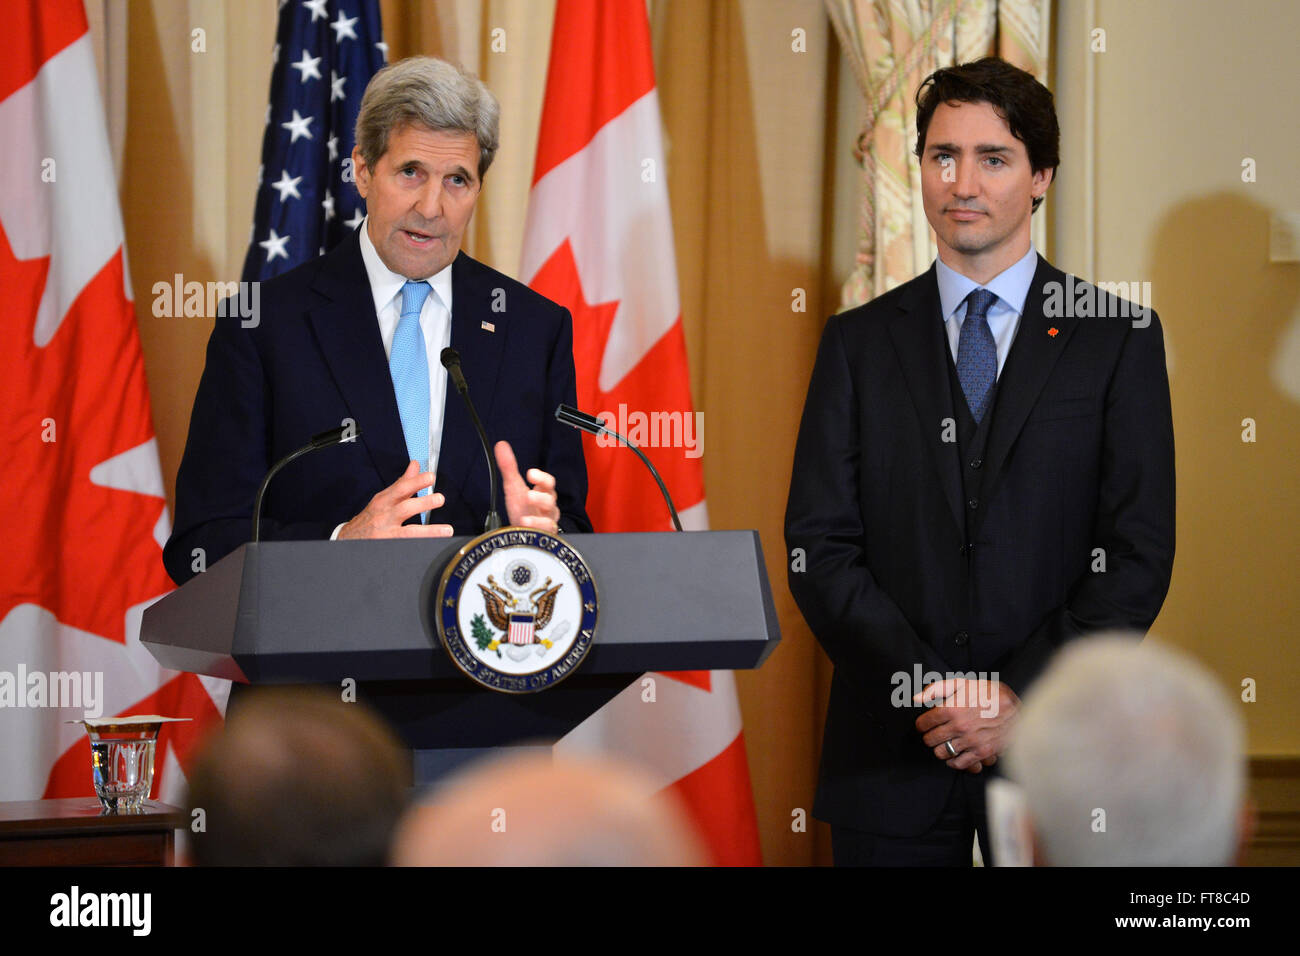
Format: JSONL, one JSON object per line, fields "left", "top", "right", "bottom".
{"left": 142, "top": 530, "right": 780, "bottom": 684}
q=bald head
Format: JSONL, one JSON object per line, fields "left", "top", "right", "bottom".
{"left": 391, "top": 752, "right": 706, "bottom": 866}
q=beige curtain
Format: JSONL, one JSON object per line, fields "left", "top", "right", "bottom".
{"left": 827, "top": 0, "right": 1051, "bottom": 308}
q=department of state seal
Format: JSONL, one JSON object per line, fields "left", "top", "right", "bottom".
{"left": 435, "top": 527, "right": 598, "bottom": 694}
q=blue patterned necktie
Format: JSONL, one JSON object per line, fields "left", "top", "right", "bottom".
{"left": 956, "top": 287, "right": 999, "bottom": 424}
{"left": 390, "top": 280, "right": 433, "bottom": 515}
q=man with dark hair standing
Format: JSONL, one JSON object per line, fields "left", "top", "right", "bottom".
{"left": 785, "top": 58, "right": 1174, "bottom": 865}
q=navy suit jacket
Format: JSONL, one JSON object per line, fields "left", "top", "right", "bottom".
{"left": 784, "top": 256, "right": 1175, "bottom": 836}
{"left": 163, "top": 231, "right": 591, "bottom": 586}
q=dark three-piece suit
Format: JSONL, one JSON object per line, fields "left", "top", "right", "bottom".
{"left": 785, "top": 255, "right": 1175, "bottom": 854}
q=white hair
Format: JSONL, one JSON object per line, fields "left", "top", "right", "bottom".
{"left": 1004, "top": 633, "right": 1245, "bottom": 866}
{"left": 355, "top": 56, "right": 500, "bottom": 177}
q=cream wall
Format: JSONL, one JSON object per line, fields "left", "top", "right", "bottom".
{"left": 1052, "top": 0, "right": 1300, "bottom": 754}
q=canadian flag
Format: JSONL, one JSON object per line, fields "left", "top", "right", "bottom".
{"left": 524, "top": 0, "right": 762, "bottom": 864}
{"left": 0, "top": 1, "right": 223, "bottom": 804}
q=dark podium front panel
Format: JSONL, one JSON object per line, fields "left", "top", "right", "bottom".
{"left": 142, "top": 531, "right": 780, "bottom": 782}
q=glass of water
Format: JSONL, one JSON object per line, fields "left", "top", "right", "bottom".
{"left": 87, "top": 723, "right": 161, "bottom": 812}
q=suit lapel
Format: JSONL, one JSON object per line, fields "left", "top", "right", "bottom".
{"left": 438, "top": 253, "right": 509, "bottom": 500}
{"left": 980, "top": 256, "right": 1079, "bottom": 500}
{"left": 887, "top": 266, "right": 964, "bottom": 535}
{"left": 306, "top": 232, "right": 409, "bottom": 482}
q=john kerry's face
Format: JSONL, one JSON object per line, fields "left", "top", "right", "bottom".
{"left": 353, "top": 124, "right": 481, "bottom": 279}
{"left": 920, "top": 100, "right": 1051, "bottom": 276}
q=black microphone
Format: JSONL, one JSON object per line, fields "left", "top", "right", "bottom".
{"left": 555, "top": 403, "right": 683, "bottom": 532}
{"left": 440, "top": 347, "right": 502, "bottom": 532}
{"left": 252, "top": 423, "right": 362, "bottom": 542}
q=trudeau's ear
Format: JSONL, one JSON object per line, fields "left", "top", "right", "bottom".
{"left": 1031, "top": 166, "right": 1054, "bottom": 201}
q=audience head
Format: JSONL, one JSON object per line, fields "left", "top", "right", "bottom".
{"left": 390, "top": 750, "right": 706, "bottom": 866}
{"left": 185, "top": 687, "right": 410, "bottom": 866}
{"left": 1004, "top": 633, "right": 1249, "bottom": 866}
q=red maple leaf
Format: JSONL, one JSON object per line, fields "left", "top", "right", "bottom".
{"left": 531, "top": 239, "right": 705, "bottom": 533}
{"left": 1, "top": 221, "right": 220, "bottom": 798}
{"left": 531, "top": 239, "right": 709, "bottom": 693}
{"left": 0, "top": 224, "right": 173, "bottom": 642}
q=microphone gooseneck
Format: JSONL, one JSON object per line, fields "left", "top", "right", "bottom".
{"left": 441, "top": 347, "right": 501, "bottom": 531}
{"left": 555, "top": 403, "right": 683, "bottom": 532}
{"left": 253, "top": 423, "right": 362, "bottom": 542}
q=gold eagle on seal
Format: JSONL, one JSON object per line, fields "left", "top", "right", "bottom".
{"left": 477, "top": 575, "right": 562, "bottom": 634}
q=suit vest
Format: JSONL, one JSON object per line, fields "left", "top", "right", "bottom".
{"left": 944, "top": 345, "right": 998, "bottom": 671}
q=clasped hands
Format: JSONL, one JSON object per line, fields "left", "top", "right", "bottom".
{"left": 913, "top": 678, "right": 1020, "bottom": 774}
{"left": 338, "top": 441, "right": 561, "bottom": 539}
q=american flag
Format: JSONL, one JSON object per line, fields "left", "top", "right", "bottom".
{"left": 242, "top": 0, "right": 386, "bottom": 282}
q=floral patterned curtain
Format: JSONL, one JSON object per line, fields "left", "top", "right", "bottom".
{"left": 827, "top": 0, "right": 1051, "bottom": 308}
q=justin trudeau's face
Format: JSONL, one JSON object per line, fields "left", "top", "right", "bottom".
{"left": 920, "top": 100, "right": 1050, "bottom": 273}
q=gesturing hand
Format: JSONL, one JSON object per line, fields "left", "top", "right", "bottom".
{"left": 913, "top": 678, "right": 1020, "bottom": 773}
{"left": 337, "top": 460, "right": 455, "bottom": 539}
{"left": 495, "top": 440, "right": 561, "bottom": 533}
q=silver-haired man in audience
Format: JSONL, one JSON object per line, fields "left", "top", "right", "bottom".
{"left": 1001, "top": 634, "right": 1253, "bottom": 866}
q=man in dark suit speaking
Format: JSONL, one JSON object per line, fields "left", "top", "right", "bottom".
{"left": 785, "top": 58, "right": 1174, "bottom": 865}
{"left": 164, "top": 57, "right": 590, "bottom": 586}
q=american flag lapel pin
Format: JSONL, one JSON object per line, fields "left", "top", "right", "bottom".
{"left": 481, "top": 320, "right": 495, "bottom": 333}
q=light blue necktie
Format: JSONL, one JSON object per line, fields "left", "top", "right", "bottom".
{"left": 390, "top": 280, "right": 433, "bottom": 515}
{"left": 956, "top": 287, "right": 998, "bottom": 424}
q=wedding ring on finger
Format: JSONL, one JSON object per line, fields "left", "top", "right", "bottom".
{"left": 945, "top": 739, "right": 959, "bottom": 758}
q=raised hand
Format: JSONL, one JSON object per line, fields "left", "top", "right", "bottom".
{"left": 495, "top": 440, "right": 561, "bottom": 533}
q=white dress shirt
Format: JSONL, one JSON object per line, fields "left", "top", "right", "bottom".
{"left": 358, "top": 216, "right": 455, "bottom": 469}
{"left": 934, "top": 243, "right": 1039, "bottom": 379}
{"left": 332, "top": 220, "right": 454, "bottom": 538}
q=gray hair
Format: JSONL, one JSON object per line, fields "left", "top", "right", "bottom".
{"left": 354, "top": 56, "right": 500, "bottom": 178}
{"left": 1004, "top": 633, "right": 1245, "bottom": 866}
